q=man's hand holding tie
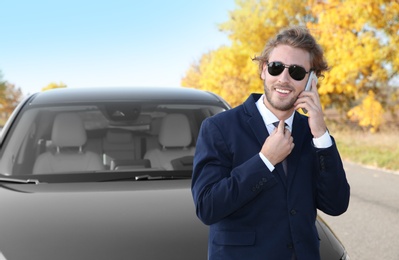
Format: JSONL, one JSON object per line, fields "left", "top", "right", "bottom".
{"left": 261, "top": 120, "right": 295, "bottom": 166}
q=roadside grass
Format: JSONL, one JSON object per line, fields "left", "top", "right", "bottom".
{"left": 331, "top": 129, "right": 399, "bottom": 172}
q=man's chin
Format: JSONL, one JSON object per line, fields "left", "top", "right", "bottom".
{"left": 270, "top": 100, "right": 295, "bottom": 111}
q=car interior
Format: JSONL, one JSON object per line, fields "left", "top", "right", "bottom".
{"left": 0, "top": 102, "right": 224, "bottom": 176}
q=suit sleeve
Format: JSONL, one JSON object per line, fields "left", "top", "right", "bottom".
{"left": 191, "top": 118, "right": 277, "bottom": 225}
{"left": 315, "top": 138, "right": 350, "bottom": 216}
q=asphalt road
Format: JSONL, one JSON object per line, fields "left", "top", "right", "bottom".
{"left": 318, "top": 161, "right": 399, "bottom": 260}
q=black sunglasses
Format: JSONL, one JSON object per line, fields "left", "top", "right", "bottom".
{"left": 266, "top": 61, "right": 310, "bottom": 81}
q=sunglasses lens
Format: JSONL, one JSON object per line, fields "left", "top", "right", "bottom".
{"left": 267, "top": 62, "right": 285, "bottom": 76}
{"left": 288, "top": 66, "right": 307, "bottom": 81}
{"left": 267, "top": 62, "right": 308, "bottom": 81}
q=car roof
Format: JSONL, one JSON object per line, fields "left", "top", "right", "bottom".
{"left": 27, "top": 86, "right": 227, "bottom": 106}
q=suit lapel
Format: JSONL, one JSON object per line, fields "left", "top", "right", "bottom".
{"left": 244, "top": 94, "right": 269, "bottom": 146}
{"left": 243, "top": 94, "right": 289, "bottom": 189}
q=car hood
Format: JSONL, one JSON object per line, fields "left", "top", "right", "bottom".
{"left": 0, "top": 179, "right": 208, "bottom": 260}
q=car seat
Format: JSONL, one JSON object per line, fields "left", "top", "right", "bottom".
{"left": 32, "top": 113, "right": 104, "bottom": 174}
{"left": 144, "top": 113, "right": 195, "bottom": 170}
{"left": 102, "top": 129, "right": 135, "bottom": 166}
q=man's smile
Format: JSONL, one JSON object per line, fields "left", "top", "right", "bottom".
{"left": 275, "top": 88, "right": 291, "bottom": 94}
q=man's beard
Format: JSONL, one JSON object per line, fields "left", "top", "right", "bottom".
{"left": 264, "top": 82, "right": 297, "bottom": 111}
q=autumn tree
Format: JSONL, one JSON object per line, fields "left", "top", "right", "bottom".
{"left": 181, "top": 0, "right": 399, "bottom": 132}
{"left": 0, "top": 72, "right": 23, "bottom": 124}
{"left": 0, "top": 73, "right": 7, "bottom": 103}
{"left": 42, "top": 82, "right": 67, "bottom": 91}
{"left": 308, "top": 0, "right": 399, "bottom": 132}
{"left": 0, "top": 82, "right": 23, "bottom": 117}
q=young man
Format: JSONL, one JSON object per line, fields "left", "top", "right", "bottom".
{"left": 191, "top": 26, "right": 350, "bottom": 260}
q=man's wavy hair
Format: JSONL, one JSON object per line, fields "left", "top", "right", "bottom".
{"left": 253, "top": 26, "right": 329, "bottom": 78}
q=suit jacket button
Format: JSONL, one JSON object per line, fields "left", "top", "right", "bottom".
{"left": 262, "top": 178, "right": 267, "bottom": 183}
{"left": 290, "top": 209, "right": 297, "bottom": 215}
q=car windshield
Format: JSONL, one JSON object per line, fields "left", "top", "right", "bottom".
{"left": 0, "top": 99, "right": 226, "bottom": 181}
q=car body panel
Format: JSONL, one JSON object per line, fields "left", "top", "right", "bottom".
{"left": 0, "top": 180, "right": 208, "bottom": 260}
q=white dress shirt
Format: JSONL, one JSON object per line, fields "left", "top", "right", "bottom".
{"left": 255, "top": 95, "right": 332, "bottom": 171}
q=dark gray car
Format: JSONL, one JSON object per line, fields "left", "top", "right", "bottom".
{"left": 0, "top": 87, "right": 349, "bottom": 259}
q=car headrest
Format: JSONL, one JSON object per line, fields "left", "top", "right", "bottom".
{"left": 159, "top": 114, "right": 191, "bottom": 148}
{"left": 52, "top": 113, "right": 87, "bottom": 148}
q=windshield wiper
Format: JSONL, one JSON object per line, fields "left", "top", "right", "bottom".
{"left": 0, "top": 177, "right": 40, "bottom": 184}
{"left": 98, "top": 172, "right": 191, "bottom": 182}
{"left": 134, "top": 174, "right": 190, "bottom": 181}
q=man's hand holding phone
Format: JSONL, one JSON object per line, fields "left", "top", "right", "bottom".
{"left": 294, "top": 73, "right": 327, "bottom": 138}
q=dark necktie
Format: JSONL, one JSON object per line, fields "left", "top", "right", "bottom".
{"left": 272, "top": 121, "right": 288, "bottom": 130}
{"left": 272, "top": 122, "right": 288, "bottom": 175}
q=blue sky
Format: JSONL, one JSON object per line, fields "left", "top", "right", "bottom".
{"left": 0, "top": 0, "right": 236, "bottom": 95}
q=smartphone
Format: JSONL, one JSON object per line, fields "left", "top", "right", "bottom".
{"left": 304, "top": 71, "right": 317, "bottom": 92}
{"left": 302, "top": 71, "right": 317, "bottom": 114}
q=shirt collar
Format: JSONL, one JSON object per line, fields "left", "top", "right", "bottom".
{"left": 255, "top": 94, "right": 294, "bottom": 131}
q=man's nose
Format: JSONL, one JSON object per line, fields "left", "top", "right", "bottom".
{"left": 278, "top": 68, "right": 291, "bottom": 83}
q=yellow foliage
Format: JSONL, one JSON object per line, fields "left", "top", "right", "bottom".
{"left": 41, "top": 82, "right": 67, "bottom": 92}
{"left": 0, "top": 82, "right": 23, "bottom": 118}
{"left": 347, "top": 91, "right": 384, "bottom": 132}
{"left": 182, "top": 44, "right": 258, "bottom": 107}
{"left": 309, "top": 0, "right": 398, "bottom": 108}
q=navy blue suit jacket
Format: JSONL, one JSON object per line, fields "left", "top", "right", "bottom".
{"left": 191, "top": 94, "right": 350, "bottom": 260}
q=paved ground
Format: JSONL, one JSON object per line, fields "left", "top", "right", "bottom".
{"left": 318, "top": 161, "right": 399, "bottom": 260}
